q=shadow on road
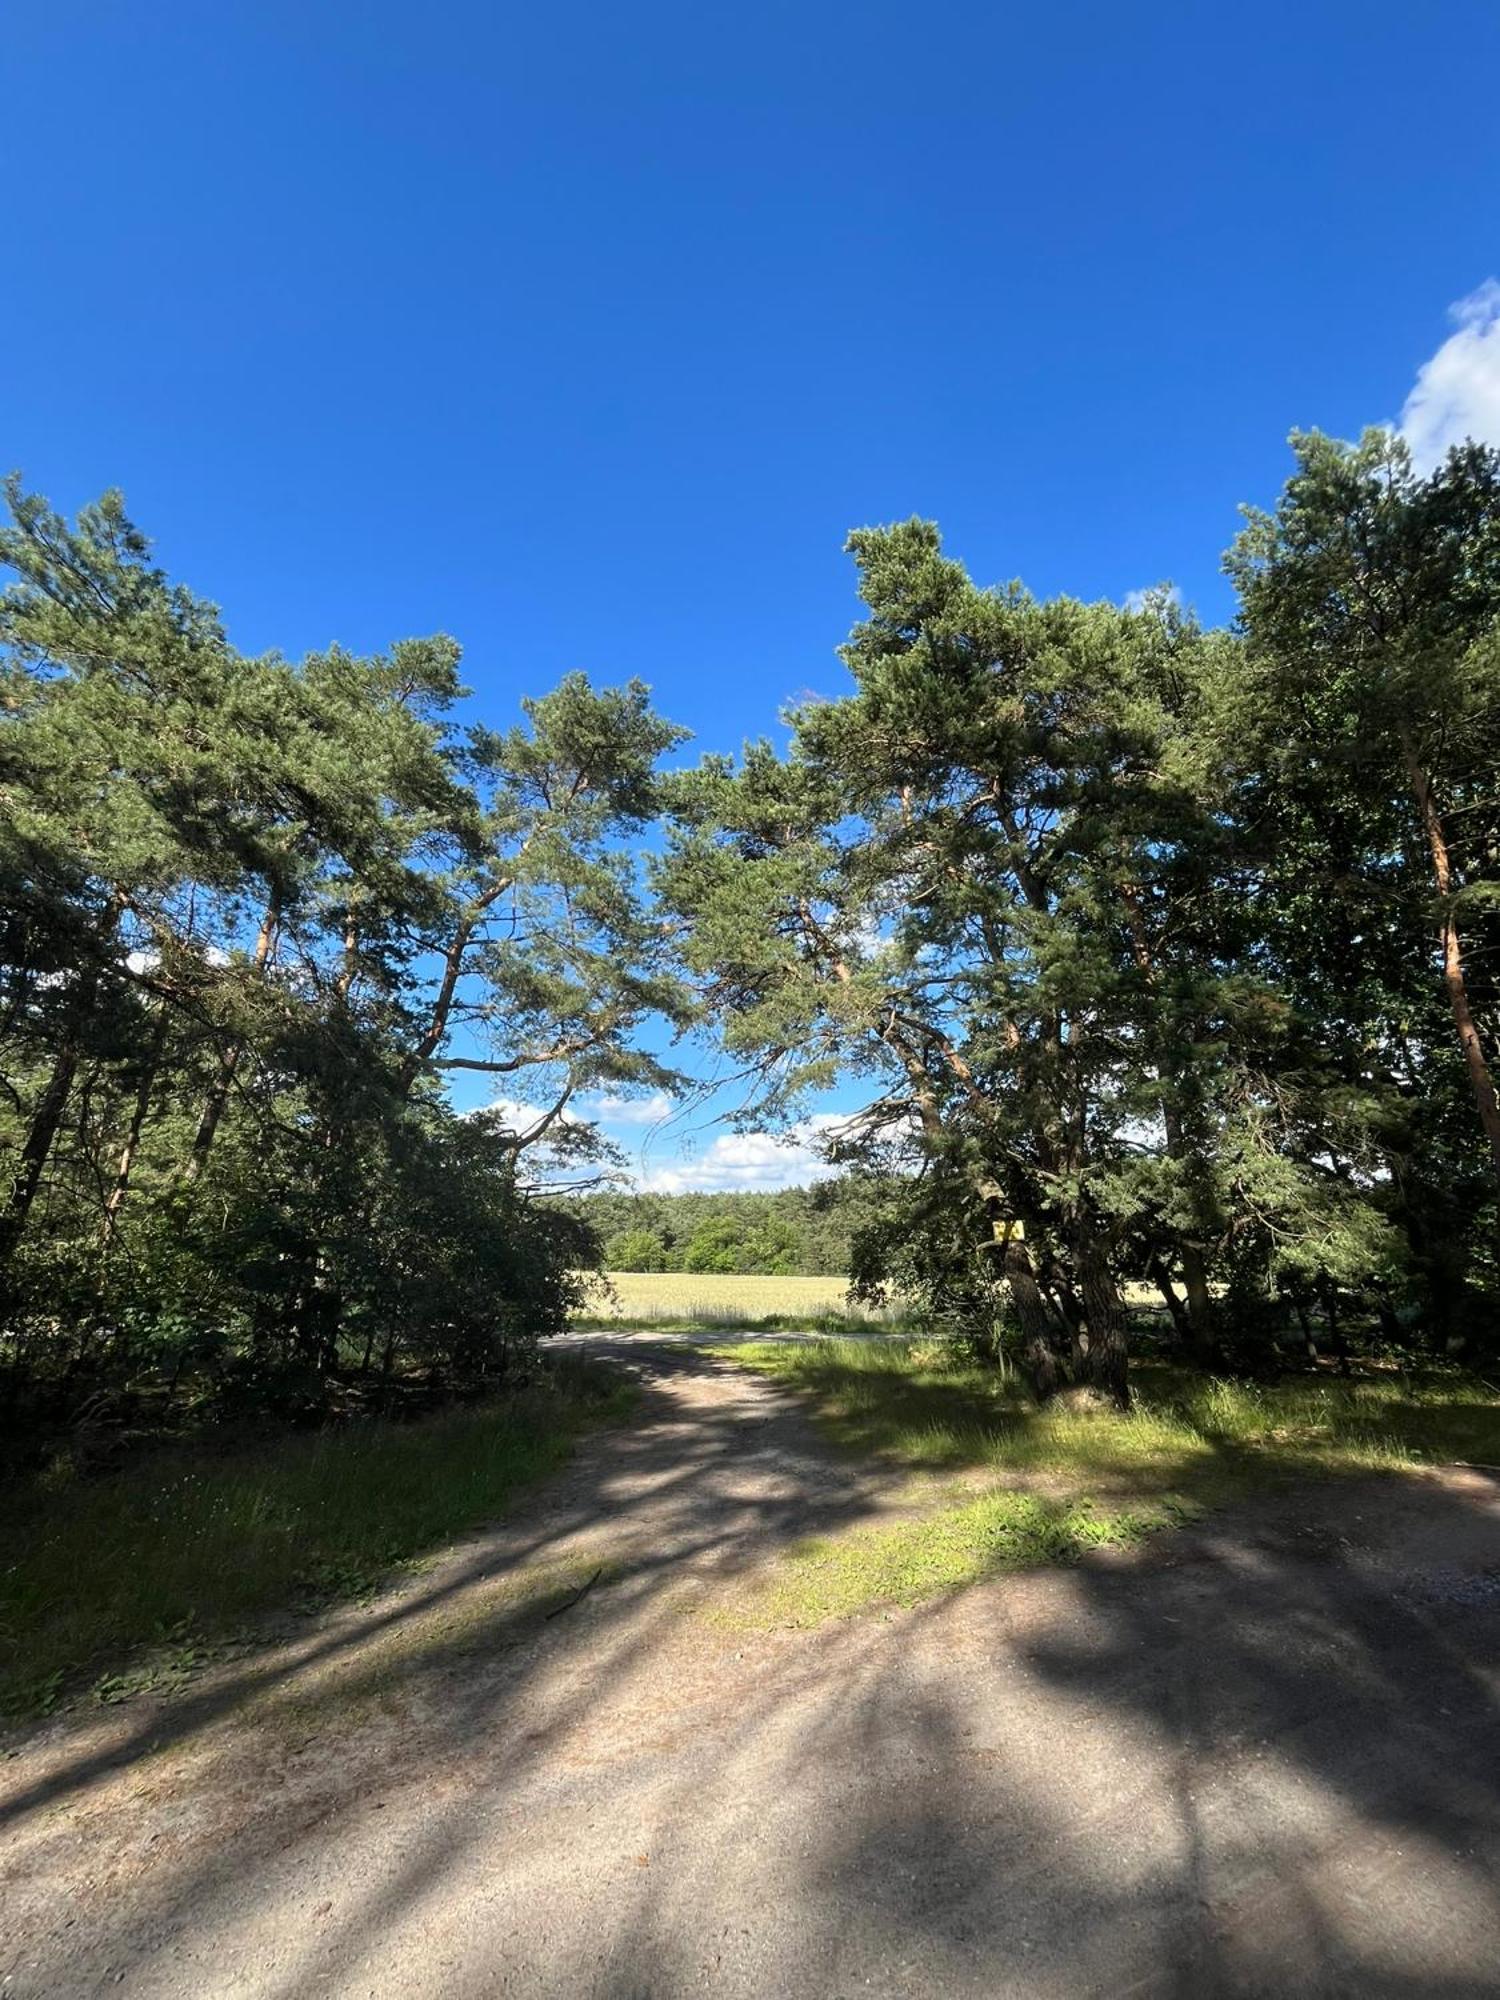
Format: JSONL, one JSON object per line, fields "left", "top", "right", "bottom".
{"left": 3, "top": 1339, "right": 1499, "bottom": 1997}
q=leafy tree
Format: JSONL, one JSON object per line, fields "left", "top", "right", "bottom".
{"left": 392, "top": 673, "right": 695, "bottom": 1165}
{"left": 662, "top": 524, "right": 1236, "bottom": 1402}
{"left": 1227, "top": 430, "right": 1500, "bottom": 1324}
{"left": 10, "top": 419, "right": 1500, "bottom": 1446}
{"left": 680, "top": 1211, "right": 800, "bottom": 1275}
{"left": 606, "top": 1226, "right": 671, "bottom": 1271}
{"left": 0, "top": 480, "right": 690, "bottom": 1429}
{"left": 661, "top": 519, "right": 1436, "bottom": 1400}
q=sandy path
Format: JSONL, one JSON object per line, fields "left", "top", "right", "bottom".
{"left": 4, "top": 1335, "right": 1500, "bottom": 1997}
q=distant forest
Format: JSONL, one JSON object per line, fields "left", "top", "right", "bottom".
{"left": 560, "top": 1183, "right": 876, "bottom": 1276}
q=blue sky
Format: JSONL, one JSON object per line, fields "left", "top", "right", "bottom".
{"left": 6, "top": 2, "right": 1499, "bottom": 1188}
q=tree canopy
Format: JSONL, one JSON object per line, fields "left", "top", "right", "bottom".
{"left": 660, "top": 436, "right": 1500, "bottom": 1404}
{"left": 5, "top": 427, "right": 1499, "bottom": 1431}
{"left": 0, "top": 480, "right": 687, "bottom": 1432}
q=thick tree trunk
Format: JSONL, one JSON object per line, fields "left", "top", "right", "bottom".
{"left": 1403, "top": 742, "right": 1500, "bottom": 1195}
{"left": 0, "top": 1039, "right": 82, "bottom": 1275}
{"left": 1177, "top": 1237, "right": 1219, "bottom": 1366}
{"left": 1001, "top": 1234, "right": 1065, "bottom": 1402}
{"left": 1042, "top": 1260, "right": 1085, "bottom": 1339}
{"left": 1077, "top": 1233, "right": 1131, "bottom": 1410}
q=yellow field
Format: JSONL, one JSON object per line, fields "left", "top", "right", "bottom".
{"left": 576, "top": 1270, "right": 884, "bottom": 1325}
{"left": 576, "top": 1269, "right": 1158, "bottom": 1325}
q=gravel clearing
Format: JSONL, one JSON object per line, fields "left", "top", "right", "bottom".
{"left": 4, "top": 1335, "right": 1499, "bottom": 1998}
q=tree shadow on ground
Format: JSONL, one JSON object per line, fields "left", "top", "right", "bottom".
{"left": 3, "top": 1340, "right": 1499, "bottom": 1997}
{"left": 780, "top": 1470, "right": 1500, "bottom": 1997}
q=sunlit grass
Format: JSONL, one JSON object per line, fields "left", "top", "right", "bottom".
{"left": 747, "top": 1491, "right": 1185, "bottom": 1626}
{"left": 0, "top": 1356, "right": 636, "bottom": 1721}
{"left": 711, "top": 1338, "right": 1500, "bottom": 1625}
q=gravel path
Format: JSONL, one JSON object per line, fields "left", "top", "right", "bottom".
{"left": 4, "top": 1335, "right": 1500, "bottom": 1997}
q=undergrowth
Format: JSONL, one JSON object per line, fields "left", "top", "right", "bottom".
{"left": 0, "top": 1354, "right": 635, "bottom": 1721}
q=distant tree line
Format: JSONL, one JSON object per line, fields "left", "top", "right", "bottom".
{"left": 560, "top": 1183, "right": 878, "bottom": 1275}
{"left": 5, "top": 426, "right": 1500, "bottom": 1431}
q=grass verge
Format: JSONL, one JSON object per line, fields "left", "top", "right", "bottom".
{"left": 0, "top": 1353, "right": 635, "bottom": 1721}
{"left": 711, "top": 1338, "right": 1500, "bottom": 1624}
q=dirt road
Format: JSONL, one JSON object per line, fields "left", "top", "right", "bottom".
{"left": 4, "top": 1336, "right": 1500, "bottom": 1997}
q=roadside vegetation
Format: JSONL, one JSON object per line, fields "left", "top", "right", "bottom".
{"left": 712, "top": 1338, "right": 1500, "bottom": 1623}
{"left": 9, "top": 430, "right": 1500, "bottom": 1448}
{"left": 0, "top": 479, "right": 691, "bottom": 1459}
{"left": 0, "top": 1354, "right": 634, "bottom": 1721}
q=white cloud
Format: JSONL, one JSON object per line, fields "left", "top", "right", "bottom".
{"left": 850, "top": 915, "right": 892, "bottom": 959}
{"left": 470, "top": 1095, "right": 581, "bottom": 1134}
{"left": 1123, "top": 583, "right": 1182, "bottom": 617}
{"left": 641, "top": 1113, "right": 857, "bottom": 1195}
{"left": 582, "top": 1089, "right": 675, "bottom": 1127}
{"left": 1399, "top": 279, "right": 1500, "bottom": 473}
{"left": 124, "top": 944, "right": 229, "bottom": 976}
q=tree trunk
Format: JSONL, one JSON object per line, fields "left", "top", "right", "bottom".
{"left": 1318, "top": 1278, "right": 1351, "bottom": 1378}
{"left": 1177, "top": 1238, "right": 1219, "bottom": 1365}
{"left": 1148, "top": 1255, "right": 1191, "bottom": 1346}
{"left": 1118, "top": 885, "right": 1220, "bottom": 1363}
{"left": 0, "top": 915, "right": 117, "bottom": 1277}
{"left": 1291, "top": 1289, "right": 1319, "bottom": 1364}
{"left": 1077, "top": 1234, "right": 1131, "bottom": 1410}
{"left": 180, "top": 893, "right": 279, "bottom": 1187}
{"left": 1001, "top": 1234, "right": 1064, "bottom": 1402}
{"left": 1402, "top": 741, "right": 1500, "bottom": 1195}
{"left": 100, "top": 1007, "right": 168, "bottom": 1248}
{"left": 0, "top": 1038, "right": 82, "bottom": 1275}
{"left": 1158, "top": 1089, "right": 1220, "bottom": 1365}
{"left": 1043, "top": 1261, "right": 1085, "bottom": 1339}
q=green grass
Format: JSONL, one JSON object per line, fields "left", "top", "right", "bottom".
{"left": 745, "top": 1491, "right": 1185, "bottom": 1626}
{"left": 711, "top": 1338, "right": 1500, "bottom": 1624}
{"left": 0, "top": 1354, "right": 636, "bottom": 1721}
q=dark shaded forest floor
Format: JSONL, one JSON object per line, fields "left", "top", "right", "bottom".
{"left": 4, "top": 1332, "right": 1500, "bottom": 1997}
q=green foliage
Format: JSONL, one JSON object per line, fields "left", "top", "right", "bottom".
{"left": 681, "top": 1212, "right": 797, "bottom": 1274}
{"left": 1224, "top": 429, "right": 1500, "bottom": 1337}
{"left": 605, "top": 1226, "right": 672, "bottom": 1271}
{"left": 7, "top": 420, "right": 1500, "bottom": 1467}
{"left": 662, "top": 443, "right": 1500, "bottom": 1405}
{"left": 0, "top": 480, "right": 688, "bottom": 1433}
{"left": 566, "top": 1180, "right": 878, "bottom": 1275}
